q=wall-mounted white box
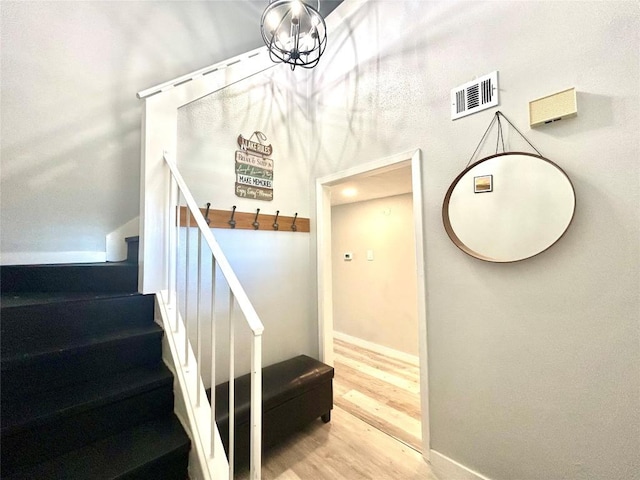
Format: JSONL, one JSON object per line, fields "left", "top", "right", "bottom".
{"left": 529, "top": 87, "right": 577, "bottom": 127}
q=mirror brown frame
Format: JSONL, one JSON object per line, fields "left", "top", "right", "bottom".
{"left": 442, "top": 152, "right": 576, "bottom": 263}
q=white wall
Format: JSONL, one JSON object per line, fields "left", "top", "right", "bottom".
{"left": 332, "top": 194, "right": 418, "bottom": 356}
{"left": 3, "top": 1, "right": 638, "bottom": 477}
{"left": 176, "top": 226, "right": 313, "bottom": 387}
{"left": 0, "top": 1, "right": 270, "bottom": 263}
{"left": 176, "top": 63, "right": 317, "bottom": 380}
{"left": 1, "top": 0, "right": 319, "bottom": 384}
{"left": 311, "top": 1, "right": 640, "bottom": 479}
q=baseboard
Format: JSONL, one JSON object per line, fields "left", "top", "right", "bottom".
{"left": 333, "top": 331, "right": 420, "bottom": 366}
{"left": 0, "top": 251, "right": 107, "bottom": 265}
{"left": 430, "top": 450, "right": 493, "bottom": 480}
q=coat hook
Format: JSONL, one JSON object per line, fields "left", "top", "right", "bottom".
{"left": 228, "top": 206, "right": 237, "bottom": 229}
{"left": 273, "top": 210, "right": 280, "bottom": 230}
{"left": 204, "top": 202, "right": 211, "bottom": 226}
{"left": 291, "top": 212, "right": 298, "bottom": 231}
{"left": 253, "top": 208, "right": 261, "bottom": 230}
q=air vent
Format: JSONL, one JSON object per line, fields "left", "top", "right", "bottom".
{"left": 451, "top": 71, "right": 499, "bottom": 120}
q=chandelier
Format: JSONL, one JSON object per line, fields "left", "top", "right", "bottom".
{"left": 260, "top": 0, "right": 327, "bottom": 70}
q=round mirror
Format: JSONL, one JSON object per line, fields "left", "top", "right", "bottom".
{"left": 443, "top": 152, "right": 575, "bottom": 263}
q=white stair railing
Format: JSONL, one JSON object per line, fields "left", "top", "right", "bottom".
{"left": 161, "top": 150, "right": 263, "bottom": 480}
{"left": 136, "top": 45, "right": 275, "bottom": 480}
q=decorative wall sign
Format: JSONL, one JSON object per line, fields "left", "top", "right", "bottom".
{"left": 237, "top": 133, "right": 273, "bottom": 156}
{"left": 235, "top": 131, "right": 274, "bottom": 201}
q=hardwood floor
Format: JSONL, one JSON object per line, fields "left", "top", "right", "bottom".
{"left": 236, "top": 339, "right": 434, "bottom": 479}
{"left": 333, "top": 338, "right": 423, "bottom": 452}
{"left": 236, "top": 406, "right": 436, "bottom": 480}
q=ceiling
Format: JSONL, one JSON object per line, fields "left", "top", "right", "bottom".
{"left": 329, "top": 165, "right": 414, "bottom": 206}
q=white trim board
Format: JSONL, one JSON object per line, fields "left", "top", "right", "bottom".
{"left": 137, "top": 47, "right": 276, "bottom": 294}
{"left": 430, "top": 450, "right": 494, "bottom": 480}
{"left": 333, "top": 331, "right": 420, "bottom": 366}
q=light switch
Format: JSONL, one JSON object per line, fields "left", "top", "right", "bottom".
{"left": 367, "top": 250, "right": 374, "bottom": 261}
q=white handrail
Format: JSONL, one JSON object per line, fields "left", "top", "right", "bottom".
{"left": 162, "top": 150, "right": 263, "bottom": 480}
{"left": 164, "top": 151, "right": 264, "bottom": 336}
{"left": 138, "top": 39, "right": 272, "bottom": 478}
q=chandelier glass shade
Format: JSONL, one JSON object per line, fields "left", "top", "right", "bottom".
{"left": 260, "top": 0, "right": 327, "bottom": 70}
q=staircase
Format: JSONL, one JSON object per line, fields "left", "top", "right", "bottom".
{"left": 0, "top": 239, "right": 191, "bottom": 479}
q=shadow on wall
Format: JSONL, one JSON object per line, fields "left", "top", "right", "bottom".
{"left": 308, "top": 1, "right": 445, "bottom": 175}
{"left": 0, "top": 103, "right": 140, "bottom": 252}
{"left": 309, "top": 4, "right": 364, "bottom": 174}
{"left": 532, "top": 92, "right": 615, "bottom": 139}
{"left": 0, "top": 1, "right": 300, "bottom": 255}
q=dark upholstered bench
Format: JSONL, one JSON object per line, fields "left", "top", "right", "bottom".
{"left": 207, "top": 354, "right": 334, "bottom": 467}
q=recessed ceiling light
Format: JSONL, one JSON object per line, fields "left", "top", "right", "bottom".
{"left": 342, "top": 187, "right": 357, "bottom": 197}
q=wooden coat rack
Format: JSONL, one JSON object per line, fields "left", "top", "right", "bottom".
{"left": 178, "top": 206, "right": 310, "bottom": 233}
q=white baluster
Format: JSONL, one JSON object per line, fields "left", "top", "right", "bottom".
{"left": 210, "top": 256, "right": 217, "bottom": 458}
{"left": 184, "top": 208, "right": 190, "bottom": 366}
{"left": 196, "top": 229, "right": 202, "bottom": 406}
{"left": 250, "top": 333, "right": 262, "bottom": 480}
{"left": 229, "top": 290, "right": 235, "bottom": 480}
{"left": 168, "top": 175, "right": 177, "bottom": 306}
{"left": 174, "top": 190, "right": 181, "bottom": 333}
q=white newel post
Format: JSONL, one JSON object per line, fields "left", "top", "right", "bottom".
{"left": 139, "top": 99, "right": 177, "bottom": 294}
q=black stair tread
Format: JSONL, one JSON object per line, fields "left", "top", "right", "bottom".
{"left": 0, "top": 262, "right": 136, "bottom": 277}
{"left": 3, "top": 261, "right": 135, "bottom": 268}
{"left": 4, "top": 415, "right": 190, "bottom": 480}
{"left": 0, "top": 291, "right": 141, "bottom": 308}
{"left": 1, "top": 258, "right": 189, "bottom": 479}
{"left": 0, "top": 261, "right": 137, "bottom": 269}
{"left": 1, "top": 293, "right": 155, "bottom": 357}
{"left": 1, "top": 362, "right": 173, "bottom": 433}
{"left": 1, "top": 262, "right": 138, "bottom": 294}
{"left": 1, "top": 324, "right": 163, "bottom": 365}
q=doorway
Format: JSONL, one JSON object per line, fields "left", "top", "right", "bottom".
{"left": 315, "top": 149, "right": 430, "bottom": 460}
